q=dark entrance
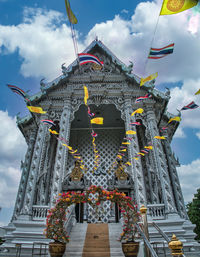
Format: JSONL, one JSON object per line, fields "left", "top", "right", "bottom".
{"left": 75, "top": 203, "right": 84, "bottom": 223}
{"left": 115, "top": 191, "right": 130, "bottom": 223}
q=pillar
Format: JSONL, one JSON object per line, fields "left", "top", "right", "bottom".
{"left": 20, "top": 115, "right": 49, "bottom": 218}
{"left": 12, "top": 129, "right": 37, "bottom": 220}
{"left": 145, "top": 107, "right": 177, "bottom": 214}
{"left": 50, "top": 96, "right": 72, "bottom": 206}
{"left": 123, "top": 96, "right": 146, "bottom": 206}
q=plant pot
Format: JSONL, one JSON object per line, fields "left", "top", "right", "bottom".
{"left": 122, "top": 241, "right": 140, "bottom": 257}
{"left": 49, "top": 242, "right": 66, "bottom": 257}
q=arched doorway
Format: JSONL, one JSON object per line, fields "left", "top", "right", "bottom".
{"left": 63, "top": 103, "right": 132, "bottom": 223}
{"left": 45, "top": 185, "right": 140, "bottom": 243}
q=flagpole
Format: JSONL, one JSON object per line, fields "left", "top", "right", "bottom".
{"left": 143, "top": 11, "right": 161, "bottom": 77}
{"left": 65, "top": 0, "right": 80, "bottom": 66}
{"left": 70, "top": 23, "right": 80, "bottom": 65}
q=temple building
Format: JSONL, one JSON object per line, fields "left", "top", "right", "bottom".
{"left": 1, "top": 39, "right": 199, "bottom": 256}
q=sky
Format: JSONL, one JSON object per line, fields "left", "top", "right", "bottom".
{"left": 0, "top": 0, "right": 200, "bottom": 226}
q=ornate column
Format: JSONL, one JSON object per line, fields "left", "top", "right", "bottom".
{"left": 145, "top": 107, "right": 177, "bottom": 214}
{"left": 12, "top": 128, "right": 37, "bottom": 220}
{"left": 161, "top": 130, "right": 187, "bottom": 218}
{"left": 123, "top": 96, "right": 146, "bottom": 206}
{"left": 50, "top": 96, "right": 72, "bottom": 206}
{"left": 20, "top": 115, "right": 49, "bottom": 218}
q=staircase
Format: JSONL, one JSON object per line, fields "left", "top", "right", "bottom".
{"left": 108, "top": 223, "right": 124, "bottom": 257}
{"left": 64, "top": 223, "right": 88, "bottom": 257}
{"left": 64, "top": 223, "right": 125, "bottom": 257}
{"left": 148, "top": 215, "right": 200, "bottom": 257}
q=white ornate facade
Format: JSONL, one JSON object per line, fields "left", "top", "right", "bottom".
{"left": 1, "top": 39, "right": 200, "bottom": 256}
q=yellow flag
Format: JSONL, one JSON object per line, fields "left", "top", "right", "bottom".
{"left": 84, "top": 86, "right": 89, "bottom": 105}
{"left": 131, "top": 108, "right": 144, "bottom": 116}
{"left": 140, "top": 72, "right": 158, "bottom": 86}
{"left": 125, "top": 162, "right": 131, "bottom": 166}
{"left": 74, "top": 156, "right": 81, "bottom": 159}
{"left": 138, "top": 152, "right": 145, "bottom": 156}
{"left": 117, "top": 155, "right": 122, "bottom": 159}
{"left": 62, "top": 144, "right": 72, "bottom": 150}
{"left": 49, "top": 129, "right": 59, "bottom": 135}
{"left": 122, "top": 142, "right": 130, "bottom": 145}
{"left": 195, "top": 89, "right": 200, "bottom": 95}
{"left": 154, "top": 136, "right": 166, "bottom": 140}
{"left": 126, "top": 130, "right": 136, "bottom": 135}
{"left": 160, "top": 0, "right": 198, "bottom": 15}
{"left": 119, "top": 149, "right": 127, "bottom": 152}
{"left": 144, "top": 146, "right": 153, "bottom": 150}
{"left": 27, "top": 106, "right": 46, "bottom": 114}
{"left": 69, "top": 149, "right": 78, "bottom": 154}
{"left": 65, "top": 0, "right": 78, "bottom": 24}
{"left": 91, "top": 117, "right": 104, "bottom": 125}
{"left": 168, "top": 116, "right": 181, "bottom": 123}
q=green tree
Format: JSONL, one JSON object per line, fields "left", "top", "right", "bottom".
{"left": 187, "top": 188, "right": 200, "bottom": 241}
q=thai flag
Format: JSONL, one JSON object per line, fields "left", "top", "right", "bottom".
{"left": 141, "top": 149, "right": 149, "bottom": 154}
{"left": 78, "top": 53, "right": 104, "bottom": 66}
{"left": 91, "top": 130, "right": 97, "bottom": 137}
{"left": 130, "top": 122, "right": 141, "bottom": 126}
{"left": 135, "top": 93, "right": 151, "bottom": 103}
{"left": 181, "top": 101, "right": 199, "bottom": 110}
{"left": 41, "top": 119, "right": 55, "bottom": 126}
{"left": 7, "top": 84, "right": 29, "bottom": 101}
{"left": 87, "top": 107, "right": 95, "bottom": 118}
{"left": 148, "top": 43, "right": 174, "bottom": 59}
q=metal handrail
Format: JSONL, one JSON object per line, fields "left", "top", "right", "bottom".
{"left": 151, "top": 221, "right": 170, "bottom": 243}
{"left": 135, "top": 223, "right": 159, "bottom": 257}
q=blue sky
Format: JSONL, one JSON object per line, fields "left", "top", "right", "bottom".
{"left": 0, "top": 0, "right": 200, "bottom": 226}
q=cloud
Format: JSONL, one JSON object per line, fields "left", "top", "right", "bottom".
{"left": 166, "top": 79, "right": 200, "bottom": 131}
{"left": 196, "top": 131, "right": 200, "bottom": 140}
{"left": 0, "top": 1, "right": 200, "bottom": 84}
{"left": 177, "top": 159, "right": 200, "bottom": 202}
{"left": 84, "top": 0, "right": 200, "bottom": 83}
{"left": 174, "top": 127, "right": 186, "bottom": 138}
{"left": 0, "top": 111, "right": 26, "bottom": 208}
{"left": 0, "top": 8, "right": 84, "bottom": 81}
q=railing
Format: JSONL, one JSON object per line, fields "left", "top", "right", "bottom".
{"left": 32, "top": 204, "right": 75, "bottom": 235}
{"left": 64, "top": 204, "right": 76, "bottom": 235}
{"left": 32, "top": 205, "right": 49, "bottom": 220}
{"left": 151, "top": 221, "right": 170, "bottom": 243}
{"left": 135, "top": 223, "right": 159, "bottom": 257}
{"left": 147, "top": 204, "right": 166, "bottom": 219}
{"left": 151, "top": 241, "right": 168, "bottom": 257}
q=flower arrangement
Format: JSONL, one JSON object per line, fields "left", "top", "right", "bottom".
{"left": 44, "top": 185, "right": 140, "bottom": 243}
{"left": 119, "top": 204, "right": 140, "bottom": 242}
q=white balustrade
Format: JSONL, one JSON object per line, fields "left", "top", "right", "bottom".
{"left": 147, "top": 204, "right": 166, "bottom": 219}
{"left": 32, "top": 205, "right": 49, "bottom": 220}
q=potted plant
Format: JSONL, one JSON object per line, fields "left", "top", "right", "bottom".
{"left": 45, "top": 207, "right": 69, "bottom": 257}
{"left": 119, "top": 202, "right": 141, "bottom": 257}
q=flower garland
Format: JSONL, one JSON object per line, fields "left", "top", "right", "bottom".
{"left": 45, "top": 185, "right": 140, "bottom": 243}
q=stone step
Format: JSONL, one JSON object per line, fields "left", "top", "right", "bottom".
{"left": 64, "top": 223, "right": 125, "bottom": 257}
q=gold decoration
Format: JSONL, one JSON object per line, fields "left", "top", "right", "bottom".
{"left": 92, "top": 63, "right": 102, "bottom": 71}
{"left": 70, "top": 161, "right": 83, "bottom": 181}
{"left": 115, "top": 161, "right": 128, "bottom": 180}
{"left": 140, "top": 205, "right": 147, "bottom": 214}
{"left": 168, "top": 234, "right": 183, "bottom": 256}
{"left": 167, "top": 0, "right": 184, "bottom": 12}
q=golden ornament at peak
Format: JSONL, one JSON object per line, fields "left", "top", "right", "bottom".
{"left": 168, "top": 234, "right": 183, "bottom": 255}
{"left": 140, "top": 205, "right": 147, "bottom": 214}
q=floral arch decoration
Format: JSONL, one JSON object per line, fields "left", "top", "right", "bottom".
{"left": 45, "top": 185, "right": 141, "bottom": 243}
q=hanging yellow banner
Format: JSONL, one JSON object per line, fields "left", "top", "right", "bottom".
{"left": 91, "top": 117, "right": 104, "bottom": 124}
